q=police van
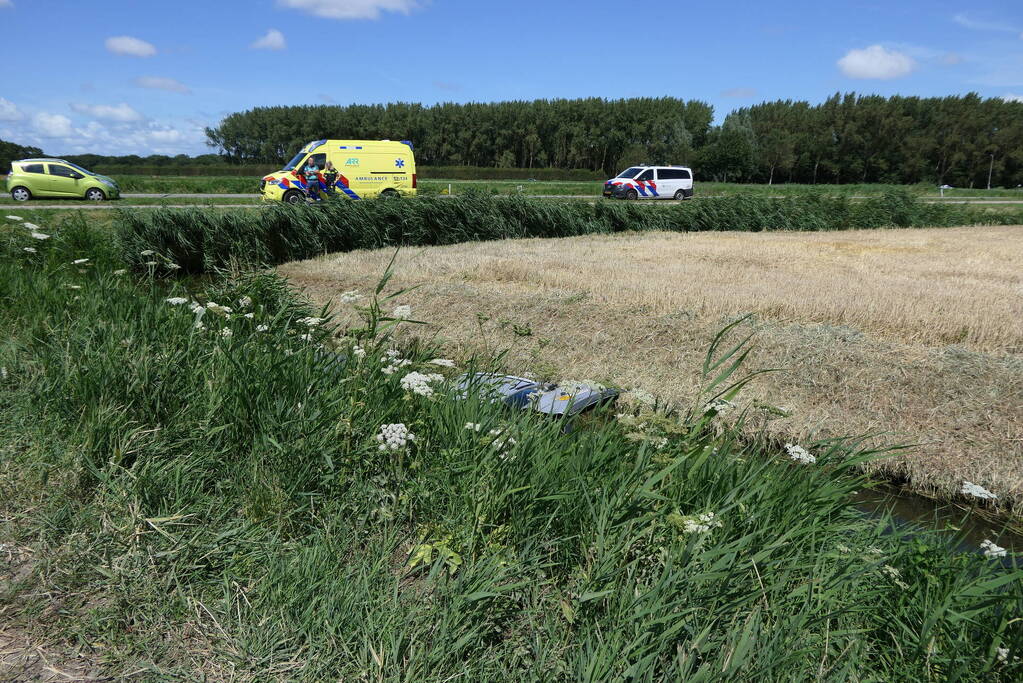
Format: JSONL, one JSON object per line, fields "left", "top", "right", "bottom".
{"left": 260, "top": 139, "right": 416, "bottom": 203}
{"left": 603, "top": 165, "right": 693, "bottom": 200}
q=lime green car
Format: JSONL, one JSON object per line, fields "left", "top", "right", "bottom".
{"left": 5, "top": 158, "right": 120, "bottom": 201}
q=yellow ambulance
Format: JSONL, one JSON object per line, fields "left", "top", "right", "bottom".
{"left": 260, "top": 139, "right": 417, "bottom": 203}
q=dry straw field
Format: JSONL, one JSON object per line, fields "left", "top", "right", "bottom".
{"left": 280, "top": 226, "right": 1023, "bottom": 508}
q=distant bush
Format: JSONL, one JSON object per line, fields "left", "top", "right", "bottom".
{"left": 116, "top": 191, "right": 1023, "bottom": 274}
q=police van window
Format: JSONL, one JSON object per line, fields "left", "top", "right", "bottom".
{"left": 679, "top": 169, "right": 691, "bottom": 180}
{"left": 617, "top": 167, "right": 642, "bottom": 179}
{"left": 638, "top": 170, "right": 654, "bottom": 181}
{"left": 23, "top": 164, "right": 44, "bottom": 174}
{"left": 657, "top": 169, "right": 676, "bottom": 180}
{"left": 49, "top": 165, "right": 78, "bottom": 178}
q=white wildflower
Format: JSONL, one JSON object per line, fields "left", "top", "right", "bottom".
{"left": 836, "top": 544, "right": 851, "bottom": 553}
{"left": 297, "top": 316, "right": 325, "bottom": 327}
{"left": 23, "top": 247, "right": 36, "bottom": 253}
{"left": 140, "top": 249, "right": 155, "bottom": 256}
{"left": 220, "top": 328, "right": 233, "bottom": 338}
{"left": 166, "top": 263, "right": 181, "bottom": 271}
{"left": 299, "top": 333, "right": 313, "bottom": 342}
{"left": 66, "top": 285, "right": 81, "bottom": 290}
{"left": 464, "top": 422, "right": 482, "bottom": 432}
{"left": 400, "top": 371, "right": 445, "bottom": 397}
{"left": 381, "top": 350, "right": 412, "bottom": 375}
{"left": 144, "top": 260, "right": 158, "bottom": 266}
{"left": 165, "top": 297, "right": 189, "bottom": 305}
{"left": 980, "top": 539, "right": 1007, "bottom": 559}
{"left": 0, "top": 367, "right": 7, "bottom": 380}
{"left": 237, "top": 296, "right": 252, "bottom": 308}
{"left": 194, "top": 321, "right": 206, "bottom": 331}
{"left": 352, "top": 345, "right": 366, "bottom": 358}
{"left": 681, "top": 512, "right": 723, "bottom": 534}
{"left": 339, "top": 290, "right": 360, "bottom": 304}
{"left": 243, "top": 312, "right": 254, "bottom": 319}
{"left": 205, "top": 302, "right": 232, "bottom": 317}
{"left": 72, "top": 258, "right": 89, "bottom": 265}
{"left": 113, "top": 269, "right": 127, "bottom": 276}
{"left": 702, "top": 398, "right": 735, "bottom": 416}
{"left": 376, "top": 423, "right": 415, "bottom": 451}
{"left": 654, "top": 437, "right": 669, "bottom": 450}
{"left": 391, "top": 304, "right": 412, "bottom": 320}
{"left": 6, "top": 215, "right": 24, "bottom": 221}
{"left": 784, "top": 443, "right": 817, "bottom": 465}
{"left": 488, "top": 428, "right": 517, "bottom": 454}
{"left": 961, "top": 481, "right": 997, "bottom": 500}
{"left": 30, "top": 231, "right": 50, "bottom": 240}
{"left": 256, "top": 324, "right": 269, "bottom": 332}
{"left": 626, "top": 389, "right": 657, "bottom": 409}
{"left": 429, "top": 358, "right": 456, "bottom": 368}
{"left": 23, "top": 222, "right": 40, "bottom": 230}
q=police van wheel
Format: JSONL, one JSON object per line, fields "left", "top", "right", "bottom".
{"left": 625, "top": 189, "right": 638, "bottom": 201}
{"left": 283, "top": 190, "right": 305, "bottom": 205}
{"left": 11, "top": 187, "right": 31, "bottom": 202}
{"left": 673, "top": 190, "right": 685, "bottom": 201}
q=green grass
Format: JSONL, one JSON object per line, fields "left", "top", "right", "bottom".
{"left": 113, "top": 191, "right": 1023, "bottom": 275}
{"left": 0, "top": 213, "right": 1020, "bottom": 679}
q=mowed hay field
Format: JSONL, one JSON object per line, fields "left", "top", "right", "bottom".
{"left": 280, "top": 225, "right": 1023, "bottom": 509}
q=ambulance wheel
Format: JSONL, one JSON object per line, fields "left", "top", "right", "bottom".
{"left": 380, "top": 189, "right": 399, "bottom": 199}
{"left": 625, "top": 189, "right": 638, "bottom": 200}
{"left": 673, "top": 190, "right": 685, "bottom": 201}
{"left": 283, "top": 190, "right": 305, "bottom": 205}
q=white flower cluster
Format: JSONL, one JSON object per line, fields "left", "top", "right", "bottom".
{"left": 6, "top": 215, "right": 24, "bottom": 221}
{"left": 220, "top": 328, "right": 233, "bottom": 338}
{"left": 681, "top": 512, "right": 723, "bottom": 534}
{"left": 488, "top": 428, "right": 517, "bottom": 454}
{"left": 997, "top": 647, "right": 1020, "bottom": 664}
{"left": 381, "top": 349, "right": 412, "bottom": 375}
{"left": 464, "top": 422, "right": 482, "bottom": 432}
{"left": 980, "top": 539, "right": 1007, "bottom": 559}
{"left": 23, "top": 247, "right": 36, "bottom": 253}
{"left": 626, "top": 389, "right": 656, "bottom": 409}
{"left": 881, "top": 564, "right": 910, "bottom": 590}
{"left": 31, "top": 231, "right": 50, "bottom": 240}
{"left": 785, "top": 443, "right": 817, "bottom": 465}
{"left": 391, "top": 304, "right": 412, "bottom": 320}
{"left": 339, "top": 290, "right": 360, "bottom": 304}
{"left": 237, "top": 296, "right": 252, "bottom": 308}
{"left": 961, "top": 481, "right": 997, "bottom": 500}
{"left": 429, "top": 358, "right": 456, "bottom": 368}
{"left": 166, "top": 297, "right": 189, "bottom": 305}
{"left": 256, "top": 324, "right": 269, "bottom": 333}
{"left": 352, "top": 345, "right": 367, "bottom": 358}
{"left": 205, "top": 302, "right": 233, "bottom": 317}
{"left": 297, "top": 316, "right": 325, "bottom": 327}
{"left": 702, "top": 398, "right": 735, "bottom": 416}
{"left": 72, "top": 258, "right": 89, "bottom": 265}
{"left": 376, "top": 423, "right": 415, "bottom": 451}
{"left": 400, "top": 371, "right": 445, "bottom": 397}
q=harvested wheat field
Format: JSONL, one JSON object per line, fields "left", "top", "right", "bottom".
{"left": 280, "top": 225, "right": 1023, "bottom": 509}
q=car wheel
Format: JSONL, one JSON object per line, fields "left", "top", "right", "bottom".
{"left": 85, "top": 188, "right": 106, "bottom": 201}
{"left": 11, "top": 186, "right": 31, "bottom": 202}
{"left": 283, "top": 190, "right": 305, "bottom": 205}
{"left": 673, "top": 190, "right": 685, "bottom": 201}
{"left": 625, "top": 189, "right": 638, "bottom": 200}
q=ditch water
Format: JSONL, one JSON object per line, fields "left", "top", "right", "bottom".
{"left": 852, "top": 485, "right": 1023, "bottom": 555}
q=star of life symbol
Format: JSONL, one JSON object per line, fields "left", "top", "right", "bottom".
{"left": 395, "top": 158, "right": 405, "bottom": 168}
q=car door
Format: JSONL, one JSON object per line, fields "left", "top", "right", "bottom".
{"left": 19, "top": 163, "right": 49, "bottom": 196}
{"left": 635, "top": 168, "right": 657, "bottom": 198}
{"left": 655, "top": 169, "right": 680, "bottom": 199}
{"left": 45, "top": 164, "right": 83, "bottom": 196}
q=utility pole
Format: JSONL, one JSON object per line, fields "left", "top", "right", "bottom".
{"left": 987, "top": 153, "right": 994, "bottom": 190}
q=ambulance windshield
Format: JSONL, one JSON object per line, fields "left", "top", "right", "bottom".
{"left": 283, "top": 152, "right": 305, "bottom": 171}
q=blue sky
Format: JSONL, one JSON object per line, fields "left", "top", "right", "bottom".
{"left": 1, "top": 0, "right": 1021, "bottom": 156}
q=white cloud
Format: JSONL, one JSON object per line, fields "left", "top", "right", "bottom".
{"left": 134, "top": 76, "right": 191, "bottom": 94}
{"left": 251, "top": 28, "right": 286, "bottom": 50}
{"left": 70, "top": 102, "right": 143, "bottom": 122}
{"left": 277, "top": 0, "right": 418, "bottom": 20}
{"left": 953, "top": 13, "right": 1018, "bottom": 34}
{"left": 32, "top": 113, "right": 74, "bottom": 138}
{"left": 0, "top": 97, "right": 22, "bottom": 121}
{"left": 105, "top": 35, "right": 157, "bottom": 58}
{"left": 837, "top": 45, "right": 916, "bottom": 80}
{"left": 1003, "top": 94, "right": 1023, "bottom": 103}
{"left": 0, "top": 1, "right": 13, "bottom": 9}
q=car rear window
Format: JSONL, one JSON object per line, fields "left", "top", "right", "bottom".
{"left": 22, "top": 163, "right": 45, "bottom": 174}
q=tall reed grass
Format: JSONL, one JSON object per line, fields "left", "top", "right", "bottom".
{"left": 115, "top": 191, "right": 1023, "bottom": 274}
{"left": 1, "top": 214, "right": 1020, "bottom": 679}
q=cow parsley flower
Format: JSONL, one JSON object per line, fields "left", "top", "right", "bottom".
{"left": 220, "top": 328, "right": 233, "bottom": 338}
{"left": 256, "top": 324, "right": 269, "bottom": 332}
{"left": 962, "top": 481, "right": 997, "bottom": 500}
{"left": 339, "top": 290, "right": 360, "bottom": 304}
{"left": 465, "top": 422, "right": 482, "bottom": 432}
{"left": 6, "top": 215, "right": 24, "bottom": 221}
{"left": 881, "top": 564, "right": 910, "bottom": 589}
{"left": 166, "top": 297, "right": 189, "bottom": 305}
{"left": 144, "top": 260, "right": 158, "bottom": 266}
{"left": 391, "top": 305, "right": 412, "bottom": 320}
{"left": 30, "top": 231, "right": 50, "bottom": 240}
{"left": 113, "top": 269, "right": 127, "bottom": 276}
{"left": 626, "top": 389, "right": 656, "bottom": 409}
{"left": 297, "top": 316, "right": 325, "bottom": 327}
{"left": 72, "top": 258, "right": 89, "bottom": 265}
{"left": 785, "top": 443, "right": 817, "bottom": 465}
{"left": 237, "top": 296, "right": 252, "bottom": 308}
{"left": 23, "top": 222, "right": 40, "bottom": 230}
{"left": 381, "top": 350, "right": 412, "bottom": 375}
{"left": 488, "top": 428, "right": 517, "bottom": 454}
{"left": 376, "top": 423, "right": 415, "bottom": 451}
{"left": 140, "top": 250, "right": 155, "bottom": 256}
{"left": 702, "top": 398, "right": 735, "bottom": 416}
{"left": 205, "top": 302, "right": 232, "bottom": 317}
{"left": 22, "top": 247, "right": 36, "bottom": 253}
{"left": 429, "top": 358, "right": 456, "bottom": 368}
{"left": 166, "top": 263, "right": 181, "bottom": 270}
{"left": 680, "top": 512, "right": 723, "bottom": 534}
{"left": 243, "top": 312, "right": 254, "bottom": 319}
{"left": 980, "top": 539, "right": 1007, "bottom": 558}
{"left": 400, "top": 371, "right": 445, "bottom": 397}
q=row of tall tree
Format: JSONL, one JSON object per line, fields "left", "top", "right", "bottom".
{"left": 206, "top": 93, "right": 1023, "bottom": 186}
